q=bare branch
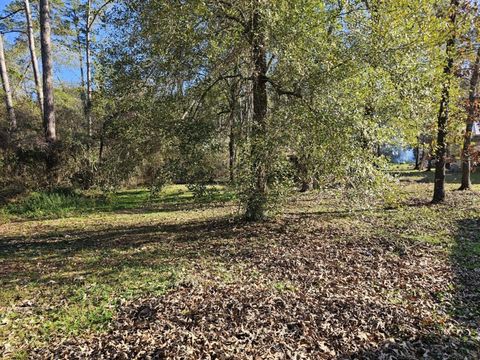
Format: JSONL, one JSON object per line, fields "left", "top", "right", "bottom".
{"left": 0, "top": 8, "right": 24, "bottom": 21}
{"left": 186, "top": 73, "right": 244, "bottom": 121}
{"left": 88, "top": 0, "right": 116, "bottom": 30}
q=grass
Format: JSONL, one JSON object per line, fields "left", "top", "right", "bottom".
{"left": 1, "top": 173, "right": 479, "bottom": 358}
{"left": 3, "top": 188, "right": 100, "bottom": 219}
{"left": 389, "top": 163, "right": 480, "bottom": 184}
{"left": 1, "top": 184, "right": 238, "bottom": 359}
{"left": 1, "top": 184, "right": 236, "bottom": 221}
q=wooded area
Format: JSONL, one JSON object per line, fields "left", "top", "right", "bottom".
{"left": 0, "top": 0, "right": 479, "bottom": 358}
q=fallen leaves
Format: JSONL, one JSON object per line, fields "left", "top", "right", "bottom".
{"left": 3, "top": 185, "right": 479, "bottom": 359}
{"left": 33, "top": 215, "right": 480, "bottom": 359}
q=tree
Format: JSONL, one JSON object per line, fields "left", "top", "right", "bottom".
{"left": 432, "top": 0, "right": 460, "bottom": 204}
{"left": 85, "top": 0, "right": 92, "bottom": 136}
{"left": 225, "top": 75, "right": 240, "bottom": 184}
{"left": 91, "top": 0, "right": 470, "bottom": 218}
{"left": 24, "top": 0, "right": 43, "bottom": 115}
{"left": 0, "top": 33, "right": 16, "bottom": 132}
{"left": 65, "top": 0, "right": 114, "bottom": 138}
{"left": 245, "top": 2, "right": 268, "bottom": 221}
{"left": 39, "top": 0, "right": 57, "bottom": 179}
{"left": 459, "top": 45, "right": 480, "bottom": 190}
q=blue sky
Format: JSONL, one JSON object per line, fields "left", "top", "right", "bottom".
{"left": 0, "top": 0, "right": 81, "bottom": 85}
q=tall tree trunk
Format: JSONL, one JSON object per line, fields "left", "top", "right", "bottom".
{"left": 414, "top": 138, "right": 420, "bottom": 170}
{"left": 78, "top": 37, "right": 87, "bottom": 113}
{"left": 245, "top": 4, "right": 268, "bottom": 221}
{"left": 229, "top": 114, "right": 236, "bottom": 183}
{"left": 432, "top": 0, "right": 458, "bottom": 204}
{"left": 459, "top": 46, "right": 480, "bottom": 190}
{"left": 86, "top": 0, "right": 93, "bottom": 137}
{"left": 427, "top": 148, "right": 433, "bottom": 172}
{"left": 228, "top": 78, "right": 238, "bottom": 184}
{"left": 72, "top": 9, "right": 87, "bottom": 119}
{"left": 24, "top": 0, "right": 44, "bottom": 116}
{"left": 298, "top": 156, "right": 312, "bottom": 192}
{"left": 419, "top": 143, "right": 426, "bottom": 171}
{"left": 0, "top": 34, "right": 16, "bottom": 132}
{"left": 40, "top": 0, "right": 57, "bottom": 182}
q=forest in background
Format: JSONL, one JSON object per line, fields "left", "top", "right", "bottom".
{"left": 0, "top": 0, "right": 478, "bottom": 221}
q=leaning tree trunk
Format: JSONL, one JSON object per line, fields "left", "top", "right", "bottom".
{"left": 24, "top": 0, "right": 44, "bottom": 116}
{"left": 459, "top": 45, "right": 480, "bottom": 190}
{"left": 39, "top": 0, "right": 57, "bottom": 183}
{"left": 432, "top": 0, "right": 458, "bottom": 204}
{"left": 245, "top": 5, "right": 268, "bottom": 221}
{"left": 0, "top": 34, "right": 16, "bottom": 132}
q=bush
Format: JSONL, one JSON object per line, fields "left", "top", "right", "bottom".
{"left": 147, "top": 169, "right": 170, "bottom": 200}
{"left": 187, "top": 183, "right": 218, "bottom": 200}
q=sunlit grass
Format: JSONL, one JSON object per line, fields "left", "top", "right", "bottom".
{"left": 1, "top": 184, "right": 236, "bottom": 221}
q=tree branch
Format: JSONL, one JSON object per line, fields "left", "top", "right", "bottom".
{"left": 265, "top": 77, "right": 302, "bottom": 98}
{"left": 186, "top": 73, "right": 244, "bottom": 121}
{"left": 88, "top": 0, "right": 116, "bottom": 30}
{"left": 0, "top": 8, "right": 24, "bottom": 21}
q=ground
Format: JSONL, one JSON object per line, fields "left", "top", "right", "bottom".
{"left": 0, "top": 168, "right": 479, "bottom": 359}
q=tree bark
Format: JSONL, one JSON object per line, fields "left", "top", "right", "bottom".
{"left": 299, "top": 158, "right": 312, "bottom": 192}
{"left": 414, "top": 139, "right": 420, "bottom": 170}
{"left": 86, "top": 0, "right": 93, "bottom": 137}
{"left": 432, "top": 0, "right": 458, "bottom": 204}
{"left": 78, "top": 33, "right": 87, "bottom": 114}
{"left": 245, "top": 4, "right": 268, "bottom": 221}
{"left": 71, "top": 8, "right": 87, "bottom": 120}
{"left": 228, "top": 78, "right": 238, "bottom": 184}
{"left": 0, "top": 34, "right": 16, "bottom": 132}
{"left": 229, "top": 113, "right": 236, "bottom": 183}
{"left": 427, "top": 151, "right": 433, "bottom": 171}
{"left": 419, "top": 143, "right": 426, "bottom": 170}
{"left": 24, "top": 0, "right": 44, "bottom": 116}
{"left": 459, "top": 46, "right": 480, "bottom": 190}
{"left": 40, "top": 0, "right": 57, "bottom": 182}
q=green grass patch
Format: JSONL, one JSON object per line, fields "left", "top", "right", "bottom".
{"left": 389, "top": 166, "right": 480, "bottom": 185}
{"left": 0, "top": 261, "right": 181, "bottom": 356}
{"left": 4, "top": 188, "right": 101, "bottom": 219}
{"left": 1, "top": 184, "right": 236, "bottom": 220}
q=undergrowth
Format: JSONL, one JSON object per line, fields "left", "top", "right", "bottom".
{"left": 4, "top": 188, "right": 101, "bottom": 219}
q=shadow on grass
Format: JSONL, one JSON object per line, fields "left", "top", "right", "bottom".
{"left": 0, "top": 216, "right": 247, "bottom": 285}
{"left": 391, "top": 169, "right": 480, "bottom": 185}
{"left": 451, "top": 219, "right": 480, "bottom": 328}
{"left": 87, "top": 188, "right": 234, "bottom": 214}
{"left": 347, "top": 218, "right": 480, "bottom": 359}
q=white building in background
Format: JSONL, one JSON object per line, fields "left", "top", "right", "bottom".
{"left": 473, "top": 122, "right": 480, "bottom": 138}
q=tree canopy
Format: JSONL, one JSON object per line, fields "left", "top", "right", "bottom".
{"left": 0, "top": 0, "right": 479, "bottom": 219}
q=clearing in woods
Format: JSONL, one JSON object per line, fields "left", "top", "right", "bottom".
{"left": 1, "top": 168, "right": 479, "bottom": 359}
